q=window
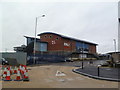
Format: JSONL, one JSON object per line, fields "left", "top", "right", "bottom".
{"left": 56, "top": 37, "right": 59, "bottom": 40}
{"left": 44, "top": 35, "right": 47, "bottom": 38}
{"left": 49, "top": 35, "right": 52, "bottom": 38}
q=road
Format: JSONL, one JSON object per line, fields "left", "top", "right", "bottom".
{"left": 2, "top": 60, "right": 119, "bottom": 88}
{"left": 35, "top": 59, "right": 107, "bottom": 67}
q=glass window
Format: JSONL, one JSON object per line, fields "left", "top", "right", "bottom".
{"left": 49, "top": 35, "right": 52, "bottom": 38}
{"left": 56, "top": 37, "right": 59, "bottom": 40}
{"left": 44, "top": 35, "right": 47, "bottom": 38}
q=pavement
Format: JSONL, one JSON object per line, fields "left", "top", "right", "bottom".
{"left": 2, "top": 65, "right": 118, "bottom": 88}
{"left": 2, "top": 60, "right": 120, "bottom": 88}
{"left": 73, "top": 66, "right": 120, "bottom": 82}
{"left": 38, "top": 60, "right": 120, "bottom": 82}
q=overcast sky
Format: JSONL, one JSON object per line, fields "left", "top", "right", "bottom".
{"left": 0, "top": 0, "right": 119, "bottom": 54}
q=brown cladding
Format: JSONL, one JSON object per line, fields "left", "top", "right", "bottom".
{"left": 40, "top": 34, "right": 76, "bottom": 52}
{"left": 39, "top": 32, "right": 97, "bottom": 54}
{"left": 89, "top": 45, "right": 96, "bottom": 54}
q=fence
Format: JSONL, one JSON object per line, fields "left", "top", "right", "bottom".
{"left": 1, "top": 52, "right": 27, "bottom": 65}
{"left": 27, "top": 53, "right": 66, "bottom": 65}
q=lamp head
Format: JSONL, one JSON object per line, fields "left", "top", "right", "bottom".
{"left": 42, "top": 15, "right": 45, "bottom": 17}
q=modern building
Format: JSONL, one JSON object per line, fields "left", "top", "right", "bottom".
{"left": 24, "top": 36, "right": 47, "bottom": 55}
{"left": 38, "top": 32, "right": 97, "bottom": 53}
{"left": 107, "top": 52, "right": 120, "bottom": 63}
{"left": 14, "top": 45, "right": 26, "bottom": 52}
{"left": 14, "top": 32, "right": 98, "bottom": 59}
{"left": 37, "top": 32, "right": 98, "bottom": 59}
{"left": 13, "top": 32, "right": 98, "bottom": 64}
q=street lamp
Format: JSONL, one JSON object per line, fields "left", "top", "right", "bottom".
{"left": 113, "top": 39, "right": 116, "bottom": 53}
{"left": 33, "top": 15, "right": 45, "bottom": 64}
{"left": 81, "top": 42, "right": 84, "bottom": 69}
{"left": 113, "top": 39, "right": 117, "bottom": 67}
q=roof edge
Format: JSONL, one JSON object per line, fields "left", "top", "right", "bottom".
{"left": 37, "top": 32, "right": 98, "bottom": 45}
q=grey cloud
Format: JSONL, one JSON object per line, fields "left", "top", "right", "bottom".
{"left": 1, "top": 2, "right": 118, "bottom": 53}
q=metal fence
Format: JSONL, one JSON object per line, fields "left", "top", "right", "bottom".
{"left": 1, "top": 52, "right": 27, "bottom": 65}
{"left": 27, "top": 53, "right": 66, "bottom": 65}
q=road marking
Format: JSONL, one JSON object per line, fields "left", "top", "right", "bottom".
{"left": 55, "top": 70, "right": 66, "bottom": 76}
{"left": 75, "top": 77, "right": 84, "bottom": 80}
{"left": 56, "top": 79, "right": 65, "bottom": 82}
{"left": 66, "top": 78, "right": 74, "bottom": 81}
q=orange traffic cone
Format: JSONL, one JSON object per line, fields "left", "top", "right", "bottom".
{"left": 2, "top": 73, "right": 6, "bottom": 80}
{"left": 0, "top": 65, "right": 2, "bottom": 70}
{"left": 23, "top": 65, "right": 27, "bottom": 70}
{"left": 14, "top": 66, "right": 17, "bottom": 74}
{"left": 23, "top": 70, "right": 29, "bottom": 81}
{"left": 3, "top": 67, "right": 7, "bottom": 75}
{"left": 8, "top": 66, "right": 12, "bottom": 75}
{"left": 14, "top": 69, "right": 22, "bottom": 81}
{"left": 3, "top": 70, "right": 12, "bottom": 81}
{"left": 19, "top": 65, "right": 22, "bottom": 73}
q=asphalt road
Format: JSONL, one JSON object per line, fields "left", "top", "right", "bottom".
{"left": 33, "top": 60, "right": 120, "bottom": 81}
{"left": 34, "top": 59, "right": 107, "bottom": 67}
{"left": 2, "top": 65, "right": 118, "bottom": 88}
{"left": 75, "top": 66, "right": 120, "bottom": 80}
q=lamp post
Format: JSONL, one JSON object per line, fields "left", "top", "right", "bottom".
{"left": 33, "top": 15, "right": 45, "bottom": 64}
{"left": 81, "top": 42, "right": 84, "bottom": 69}
{"left": 113, "top": 39, "right": 117, "bottom": 67}
{"left": 113, "top": 39, "right": 116, "bottom": 53}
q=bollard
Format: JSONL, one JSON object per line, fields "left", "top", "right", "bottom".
{"left": 97, "top": 65, "right": 101, "bottom": 77}
{"left": 81, "top": 61, "right": 83, "bottom": 69}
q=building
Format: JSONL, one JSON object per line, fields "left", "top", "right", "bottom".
{"left": 24, "top": 36, "right": 47, "bottom": 55}
{"left": 38, "top": 32, "right": 97, "bottom": 53}
{"left": 38, "top": 32, "right": 98, "bottom": 59}
{"left": 12, "top": 32, "right": 98, "bottom": 65}
{"left": 14, "top": 45, "right": 26, "bottom": 52}
{"left": 107, "top": 52, "right": 120, "bottom": 63}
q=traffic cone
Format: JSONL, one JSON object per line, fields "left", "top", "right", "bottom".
{"left": 14, "top": 69, "right": 22, "bottom": 81}
{"left": 10, "top": 66, "right": 13, "bottom": 74}
{"left": 23, "top": 65, "right": 27, "bottom": 70}
{"left": 8, "top": 66, "right": 12, "bottom": 75}
{"left": 0, "top": 65, "right": 2, "bottom": 70}
{"left": 3, "top": 67, "right": 7, "bottom": 75}
{"left": 3, "top": 70, "right": 12, "bottom": 81}
{"left": 19, "top": 65, "right": 22, "bottom": 73}
{"left": 2, "top": 73, "right": 6, "bottom": 80}
{"left": 21, "top": 69, "right": 25, "bottom": 75}
{"left": 23, "top": 70, "right": 29, "bottom": 81}
{"left": 14, "top": 66, "right": 17, "bottom": 74}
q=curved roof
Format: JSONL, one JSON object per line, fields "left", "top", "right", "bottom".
{"left": 38, "top": 32, "right": 98, "bottom": 45}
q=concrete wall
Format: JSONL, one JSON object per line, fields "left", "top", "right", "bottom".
{"left": 1, "top": 52, "right": 27, "bottom": 65}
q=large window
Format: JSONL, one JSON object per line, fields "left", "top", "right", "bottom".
{"left": 76, "top": 42, "right": 89, "bottom": 53}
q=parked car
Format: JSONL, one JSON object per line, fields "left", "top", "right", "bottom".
{"left": 64, "top": 58, "right": 73, "bottom": 62}
{"left": 0, "top": 58, "right": 9, "bottom": 65}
